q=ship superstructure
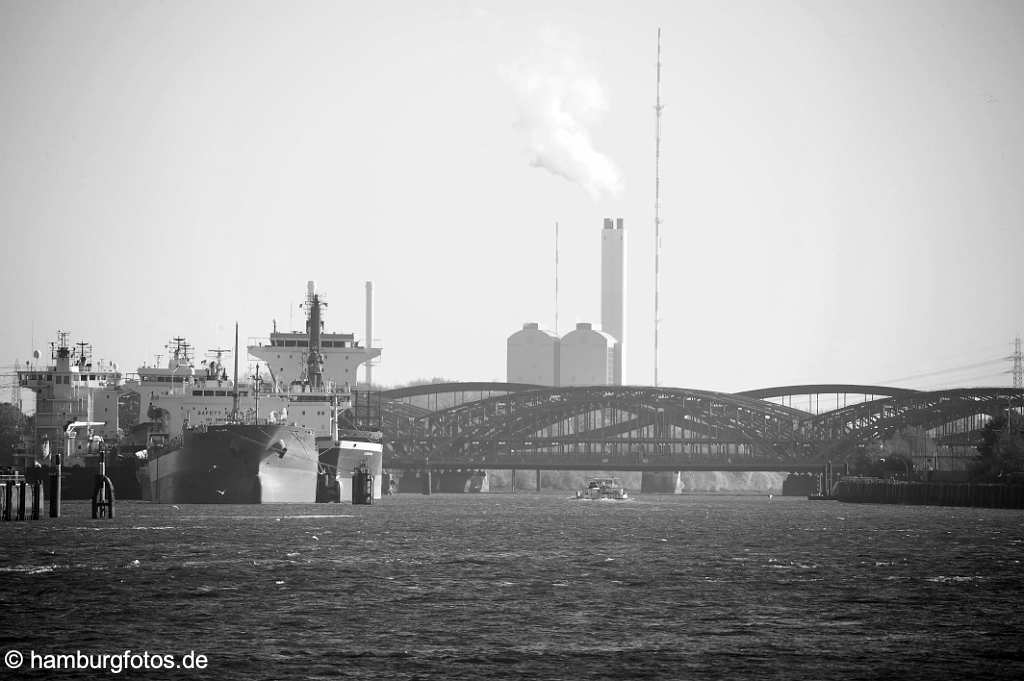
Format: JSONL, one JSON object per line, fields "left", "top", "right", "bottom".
{"left": 11, "top": 331, "right": 144, "bottom": 498}
{"left": 15, "top": 331, "right": 125, "bottom": 468}
{"left": 138, "top": 338, "right": 263, "bottom": 438}
{"left": 247, "top": 281, "right": 380, "bottom": 391}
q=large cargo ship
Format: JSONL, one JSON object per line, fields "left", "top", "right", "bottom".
{"left": 143, "top": 281, "right": 383, "bottom": 503}
{"left": 11, "top": 332, "right": 144, "bottom": 499}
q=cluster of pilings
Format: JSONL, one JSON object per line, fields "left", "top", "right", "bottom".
{"left": 0, "top": 475, "right": 44, "bottom": 521}
{"left": 1, "top": 454, "right": 116, "bottom": 520}
{"left": 833, "top": 478, "right": 1024, "bottom": 508}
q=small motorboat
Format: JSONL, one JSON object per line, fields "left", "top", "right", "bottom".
{"left": 575, "top": 477, "right": 629, "bottom": 500}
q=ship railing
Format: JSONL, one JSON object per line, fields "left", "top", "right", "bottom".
{"left": 337, "top": 428, "right": 383, "bottom": 441}
{"left": 248, "top": 336, "right": 368, "bottom": 351}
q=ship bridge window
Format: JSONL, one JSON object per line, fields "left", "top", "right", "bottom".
{"left": 46, "top": 375, "right": 52, "bottom": 382}
{"left": 89, "top": 375, "right": 96, "bottom": 380}
{"left": 215, "top": 391, "right": 226, "bottom": 396}
{"left": 285, "top": 341, "right": 296, "bottom": 347}
{"left": 296, "top": 341, "right": 308, "bottom": 347}
{"left": 322, "top": 341, "right": 333, "bottom": 348}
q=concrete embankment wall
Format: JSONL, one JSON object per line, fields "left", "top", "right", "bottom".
{"left": 833, "top": 477, "right": 1024, "bottom": 509}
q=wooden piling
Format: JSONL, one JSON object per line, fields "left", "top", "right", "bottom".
{"left": 49, "top": 456, "right": 62, "bottom": 518}
{"left": 31, "top": 480, "right": 41, "bottom": 520}
{"left": 16, "top": 481, "right": 26, "bottom": 521}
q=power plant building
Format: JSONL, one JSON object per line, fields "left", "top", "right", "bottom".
{"left": 507, "top": 323, "right": 559, "bottom": 386}
{"left": 559, "top": 323, "right": 617, "bottom": 387}
{"left": 505, "top": 217, "right": 626, "bottom": 387}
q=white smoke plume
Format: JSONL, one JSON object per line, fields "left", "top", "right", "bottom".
{"left": 504, "top": 28, "right": 623, "bottom": 200}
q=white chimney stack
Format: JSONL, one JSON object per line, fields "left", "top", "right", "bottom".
{"left": 365, "top": 281, "right": 374, "bottom": 387}
{"left": 601, "top": 217, "right": 625, "bottom": 384}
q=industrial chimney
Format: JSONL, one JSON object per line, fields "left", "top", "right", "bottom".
{"left": 365, "top": 281, "right": 374, "bottom": 387}
{"left": 601, "top": 217, "right": 625, "bottom": 384}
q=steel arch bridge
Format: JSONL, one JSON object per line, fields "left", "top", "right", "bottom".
{"left": 380, "top": 383, "right": 1024, "bottom": 472}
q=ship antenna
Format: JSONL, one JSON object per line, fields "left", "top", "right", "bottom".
{"left": 232, "top": 322, "right": 239, "bottom": 420}
{"left": 253, "top": 362, "right": 260, "bottom": 425}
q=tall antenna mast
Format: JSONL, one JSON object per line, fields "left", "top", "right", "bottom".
{"left": 653, "top": 27, "right": 663, "bottom": 387}
{"left": 554, "top": 221, "right": 559, "bottom": 336}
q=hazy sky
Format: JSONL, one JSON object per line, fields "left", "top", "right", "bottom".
{"left": 2, "top": 0, "right": 1022, "bottom": 393}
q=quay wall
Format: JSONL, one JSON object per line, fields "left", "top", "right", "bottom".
{"left": 833, "top": 477, "right": 1024, "bottom": 509}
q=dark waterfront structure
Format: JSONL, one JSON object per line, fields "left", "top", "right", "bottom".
{"left": 380, "top": 382, "right": 1023, "bottom": 481}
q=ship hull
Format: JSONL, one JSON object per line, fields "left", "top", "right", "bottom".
{"left": 148, "top": 424, "right": 318, "bottom": 504}
{"left": 28, "top": 459, "right": 145, "bottom": 500}
{"left": 320, "top": 440, "right": 384, "bottom": 502}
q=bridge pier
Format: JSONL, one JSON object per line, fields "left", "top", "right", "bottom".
{"left": 436, "top": 469, "right": 478, "bottom": 493}
{"left": 641, "top": 471, "right": 682, "bottom": 494}
{"left": 468, "top": 471, "right": 489, "bottom": 493}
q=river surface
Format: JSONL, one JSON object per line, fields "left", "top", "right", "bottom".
{"left": 2, "top": 494, "right": 1023, "bottom": 680}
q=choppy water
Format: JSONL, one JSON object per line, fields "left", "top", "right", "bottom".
{"left": 2, "top": 494, "right": 1023, "bottom": 680}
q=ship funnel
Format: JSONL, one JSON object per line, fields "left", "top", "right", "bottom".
{"left": 307, "top": 280, "right": 316, "bottom": 298}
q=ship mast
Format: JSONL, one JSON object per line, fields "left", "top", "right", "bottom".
{"left": 53, "top": 330, "right": 71, "bottom": 361}
{"left": 305, "top": 281, "right": 326, "bottom": 390}
{"left": 232, "top": 322, "right": 239, "bottom": 419}
{"left": 74, "top": 341, "right": 91, "bottom": 366}
{"left": 253, "top": 363, "right": 260, "bottom": 425}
